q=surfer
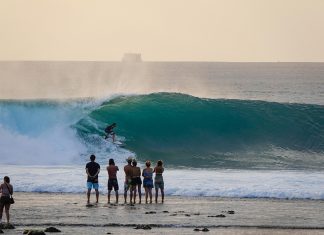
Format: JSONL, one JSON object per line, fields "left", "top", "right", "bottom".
{"left": 85, "top": 154, "right": 100, "bottom": 204}
{"left": 104, "top": 123, "right": 116, "bottom": 142}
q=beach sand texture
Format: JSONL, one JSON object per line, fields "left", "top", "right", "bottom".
{"left": 2, "top": 192, "right": 324, "bottom": 234}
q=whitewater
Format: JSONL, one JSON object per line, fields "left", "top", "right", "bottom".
{"left": 0, "top": 62, "right": 324, "bottom": 199}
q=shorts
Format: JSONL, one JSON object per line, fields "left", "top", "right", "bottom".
{"left": 143, "top": 178, "right": 154, "bottom": 188}
{"left": 108, "top": 179, "right": 119, "bottom": 191}
{"left": 131, "top": 177, "right": 142, "bottom": 186}
{"left": 87, "top": 182, "right": 99, "bottom": 190}
{"left": 124, "top": 179, "right": 132, "bottom": 191}
{"left": 0, "top": 196, "right": 10, "bottom": 205}
{"left": 154, "top": 181, "right": 164, "bottom": 190}
{"left": 154, "top": 175, "right": 164, "bottom": 190}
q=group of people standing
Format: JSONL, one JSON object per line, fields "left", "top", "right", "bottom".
{"left": 86, "top": 155, "right": 164, "bottom": 205}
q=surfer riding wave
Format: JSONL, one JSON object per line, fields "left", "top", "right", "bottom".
{"left": 104, "top": 123, "right": 116, "bottom": 142}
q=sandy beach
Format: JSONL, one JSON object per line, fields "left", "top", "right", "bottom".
{"left": 0, "top": 192, "right": 323, "bottom": 234}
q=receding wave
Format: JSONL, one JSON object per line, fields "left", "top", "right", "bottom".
{"left": 75, "top": 93, "right": 324, "bottom": 169}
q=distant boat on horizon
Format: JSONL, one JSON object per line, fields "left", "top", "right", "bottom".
{"left": 122, "top": 53, "right": 142, "bottom": 62}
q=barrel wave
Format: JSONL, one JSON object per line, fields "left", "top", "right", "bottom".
{"left": 76, "top": 93, "right": 324, "bottom": 169}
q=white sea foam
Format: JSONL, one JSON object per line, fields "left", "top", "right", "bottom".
{"left": 2, "top": 165, "right": 324, "bottom": 199}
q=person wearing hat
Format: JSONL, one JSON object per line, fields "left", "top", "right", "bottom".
{"left": 123, "top": 157, "right": 133, "bottom": 204}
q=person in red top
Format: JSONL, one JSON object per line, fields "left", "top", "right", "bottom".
{"left": 106, "top": 158, "right": 119, "bottom": 204}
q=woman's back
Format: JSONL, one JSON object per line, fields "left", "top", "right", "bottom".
{"left": 0, "top": 183, "right": 12, "bottom": 197}
{"left": 143, "top": 168, "right": 153, "bottom": 178}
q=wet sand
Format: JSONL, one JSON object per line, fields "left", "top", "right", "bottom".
{"left": 3, "top": 192, "right": 324, "bottom": 234}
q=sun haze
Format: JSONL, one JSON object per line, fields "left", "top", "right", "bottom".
{"left": 0, "top": 0, "right": 324, "bottom": 62}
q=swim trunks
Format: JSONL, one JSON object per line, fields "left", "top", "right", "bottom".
{"left": 108, "top": 179, "right": 119, "bottom": 191}
{"left": 131, "top": 177, "right": 142, "bottom": 186}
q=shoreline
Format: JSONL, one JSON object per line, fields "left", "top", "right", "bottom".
{"left": 3, "top": 192, "right": 324, "bottom": 234}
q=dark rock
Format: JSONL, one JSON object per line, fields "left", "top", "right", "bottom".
{"left": 107, "top": 233, "right": 112, "bottom": 234}
{"left": 193, "top": 213, "right": 200, "bottom": 216}
{"left": 193, "top": 228, "right": 200, "bottom": 231}
{"left": 216, "top": 214, "right": 226, "bottom": 218}
{"left": 162, "top": 211, "right": 169, "bottom": 213}
{"left": 185, "top": 214, "right": 191, "bottom": 217}
{"left": 134, "top": 225, "right": 152, "bottom": 230}
{"left": 86, "top": 204, "right": 94, "bottom": 207}
{"left": 0, "top": 229, "right": 3, "bottom": 233}
{"left": 145, "top": 211, "right": 156, "bottom": 214}
{"left": 143, "top": 225, "right": 152, "bottom": 230}
{"left": 169, "top": 213, "right": 177, "bottom": 216}
{"left": 23, "top": 230, "right": 29, "bottom": 234}
{"left": 45, "top": 227, "right": 61, "bottom": 232}
{"left": 27, "top": 230, "right": 46, "bottom": 235}
{"left": 208, "top": 214, "right": 226, "bottom": 218}
{"left": 202, "top": 227, "right": 209, "bottom": 232}
{"left": 227, "top": 210, "right": 235, "bottom": 214}
{"left": 2, "top": 223, "right": 15, "bottom": 229}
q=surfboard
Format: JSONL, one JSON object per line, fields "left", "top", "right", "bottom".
{"left": 103, "top": 136, "right": 125, "bottom": 147}
{"left": 114, "top": 140, "right": 124, "bottom": 145}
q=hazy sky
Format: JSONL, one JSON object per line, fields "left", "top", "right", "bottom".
{"left": 1, "top": 0, "right": 324, "bottom": 61}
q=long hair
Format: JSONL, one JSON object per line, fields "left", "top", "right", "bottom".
{"left": 4, "top": 176, "right": 10, "bottom": 183}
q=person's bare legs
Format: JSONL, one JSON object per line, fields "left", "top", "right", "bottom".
{"left": 124, "top": 183, "right": 128, "bottom": 204}
{"left": 87, "top": 188, "right": 91, "bottom": 204}
{"left": 148, "top": 188, "right": 153, "bottom": 203}
{"left": 155, "top": 188, "right": 158, "bottom": 203}
{"left": 0, "top": 203, "right": 4, "bottom": 223}
{"left": 133, "top": 186, "right": 137, "bottom": 204}
{"left": 161, "top": 189, "right": 164, "bottom": 203}
{"left": 130, "top": 186, "right": 133, "bottom": 204}
{"left": 95, "top": 189, "right": 99, "bottom": 203}
{"left": 144, "top": 187, "right": 148, "bottom": 204}
{"left": 115, "top": 190, "right": 119, "bottom": 204}
{"left": 4, "top": 204, "right": 10, "bottom": 224}
{"left": 138, "top": 184, "right": 142, "bottom": 204}
{"left": 108, "top": 190, "right": 112, "bottom": 204}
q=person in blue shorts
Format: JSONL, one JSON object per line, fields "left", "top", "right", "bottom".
{"left": 86, "top": 154, "right": 100, "bottom": 204}
{"left": 142, "top": 160, "right": 154, "bottom": 204}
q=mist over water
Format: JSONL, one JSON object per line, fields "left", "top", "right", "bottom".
{"left": 1, "top": 62, "right": 324, "bottom": 104}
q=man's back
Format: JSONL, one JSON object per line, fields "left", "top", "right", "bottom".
{"left": 86, "top": 161, "right": 100, "bottom": 182}
{"left": 107, "top": 165, "right": 119, "bottom": 179}
{"left": 124, "top": 164, "right": 133, "bottom": 180}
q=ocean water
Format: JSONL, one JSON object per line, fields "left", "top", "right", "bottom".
{"left": 0, "top": 62, "right": 324, "bottom": 199}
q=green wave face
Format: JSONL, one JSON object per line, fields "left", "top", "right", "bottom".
{"left": 75, "top": 93, "right": 324, "bottom": 169}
